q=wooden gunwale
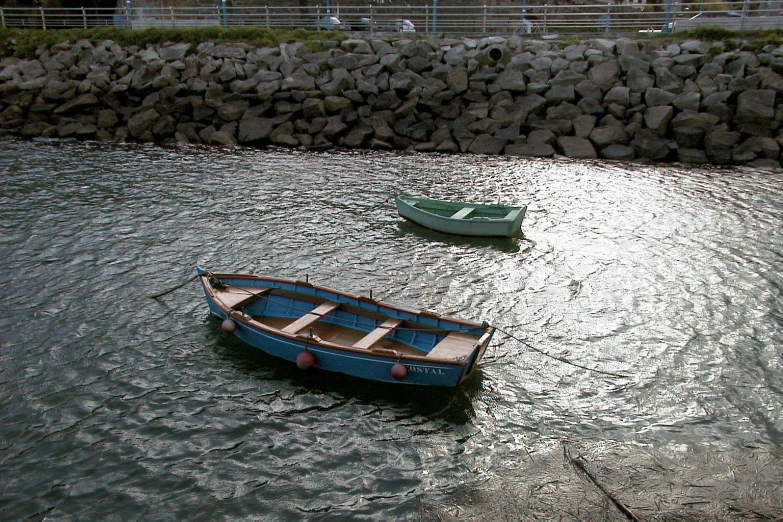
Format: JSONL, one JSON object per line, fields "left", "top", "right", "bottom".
{"left": 204, "top": 274, "right": 487, "bottom": 364}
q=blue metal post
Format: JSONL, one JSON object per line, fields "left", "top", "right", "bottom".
{"left": 663, "top": 0, "right": 674, "bottom": 33}
{"left": 220, "top": 0, "right": 227, "bottom": 27}
{"left": 432, "top": 0, "right": 438, "bottom": 32}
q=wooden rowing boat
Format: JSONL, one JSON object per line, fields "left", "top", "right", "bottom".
{"left": 395, "top": 195, "right": 526, "bottom": 238}
{"left": 197, "top": 268, "right": 495, "bottom": 387}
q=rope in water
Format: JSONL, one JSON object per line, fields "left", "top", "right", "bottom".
{"left": 153, "top": 274, "right": 630, "bottom": 379}
{"left": 493, "top": 325, "right": 629, "bottom": 379}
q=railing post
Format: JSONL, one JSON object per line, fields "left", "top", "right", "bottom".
{"left": 265, "top": 5, "right": 269, "bottom": 28}
{"left": 543, "top": 3, "right": 548, "bottom": 33}
{"left": 220, "top": 0, "right": 228, "bottom": 27}
{"left": 170, "top": 6, "right": 174, "bottom": 28}
{"left": 741, "top": 0, "right": 748, "bottom": 30}
{"left": 82, "top": 7, "right": 87, "bottom": 29}
{"left": 663, "top": 0, "right": 673, "bottom": 33}
{"left": 40, "top": 6, "right": 46, "bottom": 30}
{"left": 0, "top": 8, "right": 4, "bottom": 28}
{"left": 125, "top": 0, "right": 132, "bottom": 29}
{"left": 432, "top": 0, "right": 437, "bottom": 33}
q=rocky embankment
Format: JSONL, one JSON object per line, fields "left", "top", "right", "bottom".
{"left": 1, "top": 34, "right": 783, "bottom": 167}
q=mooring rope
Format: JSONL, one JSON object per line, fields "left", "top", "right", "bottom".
{"left": 493, "top": 325, "right": 629, "bottom": 379}
{"left": 149, "top": 274, "right": 199, "bottom": 299}
{"left": 152, "top": 275, "right": 633, "bottom": 375}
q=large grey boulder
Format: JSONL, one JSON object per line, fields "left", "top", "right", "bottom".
{"left": 705, "top": 130, "right": 742, "bottom": 164}
{"left": 557, "top": 136, "right": 597, "bottom": 158}
{"left": 238, "top": 117, "right": 275, "bottom": 144}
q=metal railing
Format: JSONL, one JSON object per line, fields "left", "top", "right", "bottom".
{"left": 0, "top": 1, "right": 781, "bottom": 35}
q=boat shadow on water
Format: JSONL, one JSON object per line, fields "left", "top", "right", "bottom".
{"left": 206, "top": 320, "right": 481, "bottom": 423}
{"left": 395, "top": 220, "right": 526, "bottom": 254}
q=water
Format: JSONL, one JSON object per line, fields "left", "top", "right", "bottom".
{"left": 1, "top": 140, "right": 781, "bottom": 520}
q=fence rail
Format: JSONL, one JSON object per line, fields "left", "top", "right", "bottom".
{"left": 0, "top": 2, "right": 781, "bottom": 35}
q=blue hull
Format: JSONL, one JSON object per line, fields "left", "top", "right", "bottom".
{"left": 197, "top": 268, "right": 494, "bottom": 387}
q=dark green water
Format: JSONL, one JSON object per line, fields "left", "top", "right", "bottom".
{"left": 1, "top": 140, "right": 781, "bottom": 519}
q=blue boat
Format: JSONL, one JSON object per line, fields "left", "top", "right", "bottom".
{"left": 197, "top": 268, "right": 495, "bottom": 387}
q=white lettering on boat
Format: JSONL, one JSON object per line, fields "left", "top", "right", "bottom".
{"left": 405, "top": 365, "right": 444, "bottom": 375}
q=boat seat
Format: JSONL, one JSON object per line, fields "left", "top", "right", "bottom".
{"left": 282, "top": 301, "right": 339, "bottom": 334}
{"left": 503, "top": 208, "right": 519, "bottom": 220}
{"left": 450, "top": 207, "right": 475, "bottom": 219}
{"left": 353, "top": 318, "right": 402, "bottom": 349}
{"left": 426, "top": 331, "right": 478, "bottom": 360}
{"left": 220, "top": 286, "right": 271, "bottom": 310}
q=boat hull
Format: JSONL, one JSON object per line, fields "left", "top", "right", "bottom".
{"left": 197, "top": 268, "right": 494, "bottom": 387}
{"left": 395, "top": 195, "right": 526, "bottom": 238}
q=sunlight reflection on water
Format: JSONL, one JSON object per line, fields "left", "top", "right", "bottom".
{"left": 0, "top": 141, "right": 781, "bottom": 519}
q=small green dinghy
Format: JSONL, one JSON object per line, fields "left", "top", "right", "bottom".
{"left": 395, "top": 195, "right": 526, "bottom": 238}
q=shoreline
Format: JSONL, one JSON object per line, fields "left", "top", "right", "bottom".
{"left": 1, "top": 33, "right": 782, "bottom": 168}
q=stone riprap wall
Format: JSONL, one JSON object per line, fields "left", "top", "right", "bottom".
{"left": 1, "top": 34, "right": 783, "bottom": 167}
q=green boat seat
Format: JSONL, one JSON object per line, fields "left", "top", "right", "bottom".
{"left": 450, "top": 207, "right": 475, "bottom": 219}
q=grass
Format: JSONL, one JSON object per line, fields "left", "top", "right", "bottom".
{"left": 0, "top": 26, "right": 348, "bottom": 59}
{"left": 2, "top": 26, "right": 783, "bottom": 59}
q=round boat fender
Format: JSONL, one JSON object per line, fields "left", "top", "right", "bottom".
{"left": 296, "top": 349, "right": 316, "bottom": 370}
{"left": 391, "top": 362, "right": 408, "bottom": 380}
{"left": 221, "top": 317, "right": 238, "bottom": 334}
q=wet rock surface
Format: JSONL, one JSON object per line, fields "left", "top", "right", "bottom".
{"left": 425, "top": 441, "right": 783, "bottom": 521}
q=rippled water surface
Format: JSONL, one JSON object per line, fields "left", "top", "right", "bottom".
{"left": 1, "top": 141, "right": 781, "bottom": 520}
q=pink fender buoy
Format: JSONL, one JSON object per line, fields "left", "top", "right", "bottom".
{"left": 221, "top": 317, "right": 237, "bottom": 334}
{"left": 296, "top": 350, "right": 315, "bottom": 370}
{"left": 391, "top": 363, "right": 408, "bottom": 380}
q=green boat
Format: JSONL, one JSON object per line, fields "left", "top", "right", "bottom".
{"left": 395, "top": 195, "right": 527, "bottom": 238}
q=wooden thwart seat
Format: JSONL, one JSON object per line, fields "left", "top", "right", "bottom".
{"left": 450, "top": 207, "right": 475, "bottom": 219}
{"left": 220, "top": 286, "right": 271, "bottom": 310}
{"left": 282, "top": 301, "right": 339, "bottom": 334}
{"left": 353, "top": 318, "right": 402, "bottom": 349}
{"left": 503, "top": 208, "right": 520, "bottom": 220}
{"left": 426, "top": 331, "right": 478, "bottom": 360}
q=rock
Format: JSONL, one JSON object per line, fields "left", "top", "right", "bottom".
{"left": 705, "top": 130, "right": 742, "bottom": 164}
{"left": 468, "top": 134, "right": 507, "bottom": 154}
{"left": 677, "top": 148, "right": 709, "bottom": 163}
{"left": 505, "top": 142, "right": 555, "bottom": 157}
{"left": 557, "top": 136, "right": 597, "bottom": 159}
{"left": 53, "top": 93, "right": 99, "bottom": 114}
{"left": 127, "top": 108, "right": 159, "bottom": 138}
{"left": 673, "top": 127, "right": 705, "bottom": 148}
{"left": 630, "top": 132, "right": 675, "bottom": 161}
{"left": 600, "top": 144, "right": 635, "bottom": 160}
{"left": 238, "top": 117, "right": 275, "bottom": 144}
{"left": 0, "top": 34, "right": 776, "bottom": 166}
{"left": 590, "top": 125, "right": 629, "bottom": 148}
